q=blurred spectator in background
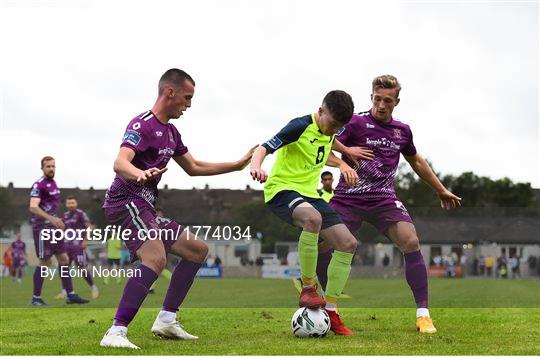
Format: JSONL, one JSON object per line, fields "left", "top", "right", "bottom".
{"left": 479, "top": 256, "right": 485, "bottom": 276}
{"left": 214, "top": 256, "right": 222, "bottom": 267}
{"left": 497, "top": 255, "right": 507, "bottom": 278}
{"left": 2, "top": 247, "right": 13, "bottom": 277}
{"left": 527, "top": 255, "right": 538, "bottom": 276}
{"left": 473, "top": 256, "right": 479, "bottom": 276}
{"left": 460, "top": 254, "right": 467, "bottom": 277}
{"left": 444, "top": 255, "right": 456, "bottom": 277}
{"left": 509, "top": 255, "right": 520, "bottom": 279}
{"left": 205, "top": 255, "right": 215, "bottom": 267}
{"left": 498, "top": 257, "right": 508, "bottom": 278}
{"left": 485, "top": 255, "right": 495, "bottom": 277}
{"left": 382, "top": 253, "right": 390, "bottom": 267}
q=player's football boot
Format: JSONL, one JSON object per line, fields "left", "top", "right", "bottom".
{"left": 31, "top": 297, "right": 48, "bottom": 306}
{"left": 91, "top": 285, "right": 99, "bottom": 299}
{"left": 326, "top": 309, "right": 353, "bottom": 335}
{"left": 299, "top": 285, "right": 326, "bottom": 309}
{"left": 66, "top": 293, "right": 89, "bottom": 304}
{"left": 416, "top": 316, "right": 437, "bottom": 334}
{"left": 151, "top": 315, "right": 198, "bottom": 340}
{"left": 100, "top": 328, "right": 140, "bottom": 349}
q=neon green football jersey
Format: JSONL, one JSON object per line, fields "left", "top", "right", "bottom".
{"left": 107, "top": 237, "right": 122, "bottom": 259}
{"left": 317, "top": 188, "right": 334, "bottom": 203}
{"left": 262, "top": 114, "right": 338, "bottom": 202}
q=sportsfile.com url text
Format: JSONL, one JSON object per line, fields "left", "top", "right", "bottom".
{"left": 38, "top": 225, "right": 252, "bottom": 244}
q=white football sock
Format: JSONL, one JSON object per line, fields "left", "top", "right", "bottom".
{"left": 416, "top": 308, "right": 430, "bottom": 318}
{"left": 158, "top": 310, "right": 176, "bottom": 323}
{"left": 110, "top": 325, "right": 127, "bottom": 334}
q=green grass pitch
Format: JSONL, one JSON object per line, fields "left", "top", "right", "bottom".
{"left": 1, "top": 276, "right": 539, "bottom": 355}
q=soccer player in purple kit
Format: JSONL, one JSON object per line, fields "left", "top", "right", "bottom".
{"left": 55, "top": 196, "right": 99, "bottom": 299}
{"left": 11, "top": 233, "right": 26, "bottom": 283}
{"left": 322, "top": 75, "right": 462, "bottom": 333}
{"left": 99, "top": 68, "right": 256, "bottom": 349}
{"left": 29, "top": 156, "right": 89, "bottom": 306}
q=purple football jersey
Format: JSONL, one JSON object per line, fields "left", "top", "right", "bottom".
{"left": 333, "top": 111, "right": 417, "bottom": 202}
{"left": 63, "top": 209, "right": 90, "bottom": 247}
{"left": 30, "top": 177, "right": 61, "bottom": 229}
{"left": 103, "top": 111, "right": 188, "bottom": 208}
{"left": 11, "top": 240, "right": 26, "bottom": 254}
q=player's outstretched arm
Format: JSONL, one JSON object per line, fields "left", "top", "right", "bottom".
{"left": 332, "top": 140, "right": 374, "bottom": 165}
{"left": 114, "top": 147, "right": 167, "bottom": 183}
{"left": 29, "top": 197, "right": 65, "bottom": 229}
{"left": 173, "top": 145, "right": 257, "bottom": 177}
{"left": 403, "top": 153, "right": 462, "bottom": 210}
{"left": 327, "top": 152, "right": 358, "bottom": 187}
{"left": 249, "top": 146, "right": 269, "bottom": 183}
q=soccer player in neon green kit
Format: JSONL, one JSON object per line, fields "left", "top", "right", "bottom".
{"left": 250, "top": 90, "right": 359, "bottom": 335}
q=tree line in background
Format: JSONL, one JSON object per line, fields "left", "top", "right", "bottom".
{"left": 235, "top": 163, "right": 540, "bottom": 251}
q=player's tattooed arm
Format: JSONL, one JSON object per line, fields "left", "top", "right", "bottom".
{"left": 173, "top": 145, "right": 257, "bottom": 177}
{"left": 326, "top": 152, "right": 358, "bottom": 187}
{"left": 332, "top": 140, "right": 374, "bottom": 165}
{"left": 114, "top": 147, "right": 168, "bottom": 183}
{"left": 249, "top": 146, "right": 269, "bottom": 183}
{"left": 403, "top": 153, "right": 462, "bottom": 210}
{"left": 29, "top": 197, "right": 65, "bottom": 229}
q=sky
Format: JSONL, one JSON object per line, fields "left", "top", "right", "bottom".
{"left": 1, "top": 0, "right": 538, "bottom": 191}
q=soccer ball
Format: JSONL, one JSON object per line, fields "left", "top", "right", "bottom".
{"left": 291, "top": 307, "right": 330, "bottom": 338}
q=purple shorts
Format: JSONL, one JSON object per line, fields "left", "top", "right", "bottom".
{"left": 33, "top": 227, "right": 67, "bottom": 259}
{"left": 11, "top": 253, "right": 26, "bottom": 268}
{"left": 66, "top": 245, "right": 87, "bottom": 267}
{"left": 104, "top": 200, "right": 185, "bottom": 262}
{"left": 329, "top": 197, "right": 413, "bottom": 236}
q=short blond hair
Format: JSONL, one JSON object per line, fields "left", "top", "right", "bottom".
{"left": 372, "top": 75, "right": 401, "bottom": 98}
{"left": 41, "top": 156, "right": 54, "bottom": 168}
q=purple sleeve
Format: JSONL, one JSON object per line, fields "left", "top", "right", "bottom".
{"left": 120, "top": 118, "right": 151, "bottom": 154}
{"left": 82, "top": 211, "right": 90, "bottom": 224}
{"left": 336, "top": 122, "right": 352, "bottom": 145}
{"left": 401, "top": 125, "right": 417, "bottom": 156}
{"left": 337, "top": 114, "right": 362, "bottom": 145}
{"left": 171, "top": 126, "right": 188, "bottom": 156}
{"left": 30, "top": 182, "right": 41, "bottom": 198}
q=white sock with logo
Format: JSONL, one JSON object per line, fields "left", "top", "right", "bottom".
{"left": 158, "top": 310, "right": 176, "bottom": 323}
{"left": 110, "top": 325, "right": 127, "bottom": 335}
{"left": 416, "top": 308, "right": 430, "bottom": 318}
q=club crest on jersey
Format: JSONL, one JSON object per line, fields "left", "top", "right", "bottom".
{"left": 155, "top": 131, "right": 163, "bottom": 137}
{"left": 123, "top": 130, "right": 141, "bottom": 146}
{"left": 266, "top": 136, "right": 283, "bottom": 150}
{"left": 336, "top": 127, "right": 345, "bottom": 136}
{"left": 169, "top": 130, "right": 174, "bottom": 142}
{"left": 366, "top": 123, "right": 375, "bottom": 128}
{"left": 393, "top": 129, "right": 401, "bottom": 138}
